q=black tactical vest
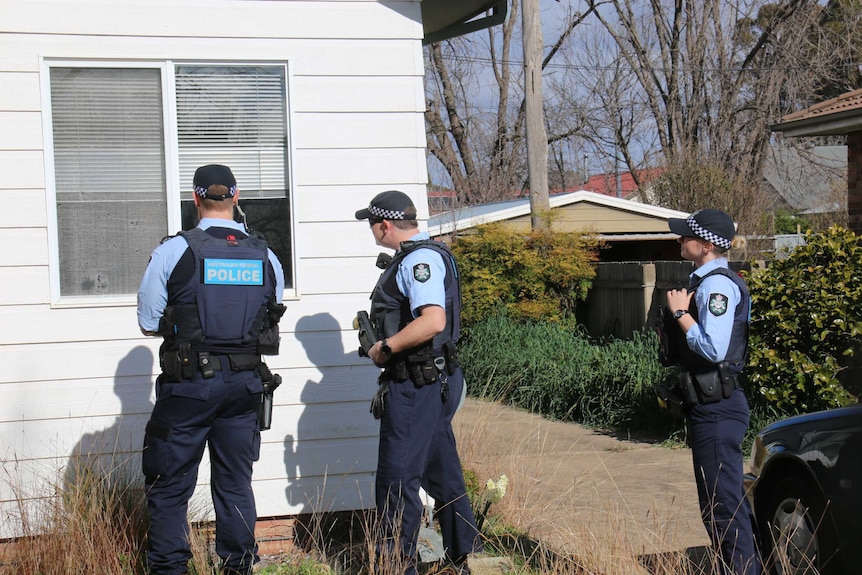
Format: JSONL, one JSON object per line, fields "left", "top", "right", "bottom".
{"left": 677, "top": 267, "right": 750, "bottom": 374}
{"left": 160, "top": 227, "right": 277, "bottom": 355}
{"left": 369, "top": 239, "right": 461, "bottom": 355}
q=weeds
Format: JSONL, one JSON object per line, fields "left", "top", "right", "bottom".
{"left": 0, "top": 400, "right": 805, "bottom": 575}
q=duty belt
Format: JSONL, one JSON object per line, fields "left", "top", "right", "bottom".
{"left": 161, "top": 347, "right": 261, "bottom": 381}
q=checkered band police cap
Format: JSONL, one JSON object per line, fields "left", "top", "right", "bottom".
{"left": 193, "top": 164, "right": 237, "bottom": 201}
{"left": 355, "top": 190, "right": 416, "bottom": 221}
{"left": 668, "top": 209, "right": 735, "bottom": 250}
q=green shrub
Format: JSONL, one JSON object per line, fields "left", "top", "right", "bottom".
{"left": 450, "top": 223, "right": 601, "bottom": 328}
{"left": 460, "top": 314, "right": 680, "bottom": 435}
{"left": 746, "top": 225, "right": 862, "bottom": 411}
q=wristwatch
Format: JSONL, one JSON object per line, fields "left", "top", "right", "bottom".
{"left": 380, "top": 339, "right": 393, "bottom": 357}
{"left": 673, "top": 309, "right": 690, "bottom": 319}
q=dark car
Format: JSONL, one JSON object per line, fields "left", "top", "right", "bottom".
{"left": 746, "top": 403, "right": 862, "bottom": 575}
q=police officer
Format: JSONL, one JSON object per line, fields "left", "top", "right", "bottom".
{"left": 665, "top": 209, "right": 761, "bottom": 575}
{"left": 137, "top": 164, "right": 285, "bottom": 575}
{"left": 355, "top": 191, "right": 481, "bottom": 575}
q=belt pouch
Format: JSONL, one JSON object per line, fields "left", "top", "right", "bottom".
{"left": 408, "top": 362, "right": 437, "bottom": 387}
{"left": 161, "top": 351, "right": 182, "bottom": 382}
{"left": 230, "top": 354, "right": 261, "bottom": 372}
{"left": 198, "top": 352, "right": 215, "bottom": 379}
{"left": 179, "top": 342, "right": 195, "bottom": 380}
{"left": 443, "top": 341, "right": 458, "bottom": 375}
{"left": 678, "top": 372, "right": 699, "bottom": 405}
{"left": 718, "top": 362, "right": 738, "bottom": 398}
{"left": 692, "top": 370, "right": 723, "bottom": 404}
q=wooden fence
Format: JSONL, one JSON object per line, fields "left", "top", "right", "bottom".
{"left": 581, "top": 261, "right": 748, "bottom": 339}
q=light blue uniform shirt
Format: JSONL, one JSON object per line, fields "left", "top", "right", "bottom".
{"left": 136, "top": 218, "right": 285, "bottom": 333}
{"left": 395, "top": 232, "right": 447, "bottom": 318}
{"left": 685, "top": 257, "right": 740, "bottom": 363}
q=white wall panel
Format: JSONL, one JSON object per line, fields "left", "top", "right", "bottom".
{"left": 0, "top": 112, "right": 43, "bottom": 150}
{"left": 2, "top": 293, "right": 372, "bottom": 345}
{"left": 0, "top": 340, "right": 161, "bottom": 384}
{"left": 0, "top": 151, "right": 45, "bottom": 189}
{"left": 294, "top": 148, "right": 426, "bottom": 186}
{"left": 297, "top": 257, "right": 382, "bottom": 296}
{"left": 253, "top": 472, "right": 376, "bottom": 516}
{"left": 1, "top": 35, "right": 423, "bottom": 77}
{"left": 0, "top": 0, "right": 427, "bottom": 536}
{"left": 295, "top": 112, "right": 423, "bottom": 149}
{"left": 0, "top": 266, "right": 50, "bottom": 305}
{"left": 0, "top": 306, "right": 149, "bottom": 345}
{"left": 0, "top": 228, "right": 48, "bottom": 266}
{"left": 294, "top": 183, "right": 427, "bottom": 223}
{"left": 292, "top": 76, "right": 423, "bottom": 113}
{"left": 0, "top": 1, "right": 422, "bottom": 42}
{"left": 0, "top": 190, "right": 47, "bottom": 228}
{"left": 0, "top": 72, "right": 42, "bottom": 111}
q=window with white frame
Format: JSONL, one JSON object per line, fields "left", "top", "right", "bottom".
{"left": 47, "top": 62, "right": 293, "bottom": 300}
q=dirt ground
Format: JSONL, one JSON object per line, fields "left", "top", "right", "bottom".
{"left": 452, "top": 398, "right": 715, "bottom": 574}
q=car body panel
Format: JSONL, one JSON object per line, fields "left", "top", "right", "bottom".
{"left": 746, "top": 403, "right": 862, "bottom": 571}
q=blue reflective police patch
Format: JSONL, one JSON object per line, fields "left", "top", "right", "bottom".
{"left": 203, "top": 259, "right": 264, "bottom": 285}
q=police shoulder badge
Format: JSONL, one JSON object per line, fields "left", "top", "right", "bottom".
{"left": 708, "top": 293, "right": 728, "bottom": 316}
{"left": 413, "top": 263, "right": 431, "bottom": 282}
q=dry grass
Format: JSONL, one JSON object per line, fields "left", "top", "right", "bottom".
{"left": 1, "top": 452, "right": 149, "bottom": 574}
{"left": 1, "top": 400, "right": 817, "bottom": 574}
{"left": 453, "top": 398, "right": 718, "bottom": 574}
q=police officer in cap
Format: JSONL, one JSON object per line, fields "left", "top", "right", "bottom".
{"left": 356, "top": 191, "right": 482, "bottom": 575}
{"left": 666, "top": 209, "right": 761, "bottom": 575}
{"left": 137, "top": 164, "right": 285, "bottom": 575}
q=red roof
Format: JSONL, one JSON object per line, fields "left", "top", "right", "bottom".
{"left": 779, "top": 88, "right": 862, "bottom": 123}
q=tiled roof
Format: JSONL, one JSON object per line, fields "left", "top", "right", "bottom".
{"left": 779, "top": 88, "right": 862, "bottom": 123}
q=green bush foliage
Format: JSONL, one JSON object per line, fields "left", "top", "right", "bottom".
{"left": 450, "top": 223, "right": 601, "bottom": 328}
{"left": 459, "top": 314, "right": 680, "bottom": 434}
{"left": 746, "top": 225, "right": 862, "bottom": 411}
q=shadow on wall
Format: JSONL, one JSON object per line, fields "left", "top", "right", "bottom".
{"left": 288, "top": 312, "right": 382, "bottom": 551}
{"left": 63, "top": 345, "right": 155, "bottom": 494}
{"left": 286, "top": 313, "right": 375, "bottom": 515}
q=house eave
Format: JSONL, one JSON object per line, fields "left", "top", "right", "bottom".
{"left": 771, "top": 111, "right": 862, "bottom": 137}
{"left": 422, "top": 0, "right": 507, "bottom": 45}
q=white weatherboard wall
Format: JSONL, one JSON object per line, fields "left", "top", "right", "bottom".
{"left": 0, "top": 0, "right": 428, "bottom": 538}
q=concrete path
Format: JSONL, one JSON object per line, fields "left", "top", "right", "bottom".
{"left": 452, "top": 399, "right": 714, "bottom": 574}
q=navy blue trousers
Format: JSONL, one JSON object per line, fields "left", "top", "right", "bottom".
{"left": 142, "top": 357, "right": 262, "bottom": 575}
{"left": 376, "top": 368, "right": 481, "bottom": 574}
{"left": 688, "top": 389, "right": 761, "bottom": 575}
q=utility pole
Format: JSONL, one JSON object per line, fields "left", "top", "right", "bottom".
{"left": 522, "top": 0, "right": 549, "bottom": 229}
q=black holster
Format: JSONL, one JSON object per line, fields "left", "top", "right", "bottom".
{"left": 258, "top": 363, "right": 282, "bottom": 431}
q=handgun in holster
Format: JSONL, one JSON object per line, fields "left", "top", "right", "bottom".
{"left": 258, "top": 363, "right": 282, "bottom": 431}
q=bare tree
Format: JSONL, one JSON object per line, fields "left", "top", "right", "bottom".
{"left": 561, "top": 0, "right": 855, "bottom": 233}
{"left": 424, "top": 0, "right": 603, "bottom": 209}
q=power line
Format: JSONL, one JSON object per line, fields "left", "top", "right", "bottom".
{"left": 434, "top": 51, "right": 862, "bottom": 75}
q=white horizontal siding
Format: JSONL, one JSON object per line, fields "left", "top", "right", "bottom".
{"left": 294, "top": 148, "right": 427, "bottom": 186}
{"left": 0, "top": 267, "right": 50, "bottom": 305}
{"left": 0, "top": 0, "right": 429, "bottom": 535}
{"left": 295, "top": 184, "right": 428, "bottom": 223}
{"left": 292, "top": 76, "right": 424, "bottom": 113}
{"left": 295, "top": 112, "right": 424, "bottom": 149}
{"left": 0, "top": 72, "right": 42, "bottom": 111}
{"left": 0, "top": 112, "right": 43, "bottom": 150}
{"left": 1, "top": 293, "right": 375, "bottom": 345}
{"left": 0, "top": 330, "right": 383, "bottom": 384}
{"left": 0, "top": 228, "right": 48, "bottom": 266}
{"left": 0, "top": 1, "right": 422, "bottom": 42}
{"left": 0, "top": 190, "right": 47, "bottom": 228}
{"left": 1, "top": 35, "right": 423, "bottom": 77}
{"left": 1, "top": 151, "right": 45, "bottom": 189}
